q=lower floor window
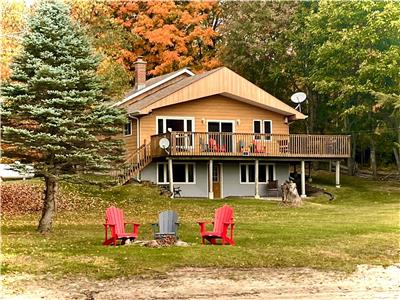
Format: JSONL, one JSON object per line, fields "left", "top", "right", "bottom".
{"left": 157, "top": 163, "right": 195, "bottom": 184}
{"left": 240, "top": 163, "right": 275, "bottom": 183}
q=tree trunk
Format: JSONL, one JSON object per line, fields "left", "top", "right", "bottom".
{"left": 370, "top": 139, "right": 377, "bottom": 180}
{"left": 347, "top": 134, "right": 356, "bottom": 176}
{"left": 281, "top": 181, "right": 303, "bottom": 207}
{"left": 37, "top": 175, "right": 58, "bottom": 233}
{"left": 395, "top": 124, "right": 400, "bottom": 173}
{"left": 393, "top": 147, "right": 400, "bottom": 173}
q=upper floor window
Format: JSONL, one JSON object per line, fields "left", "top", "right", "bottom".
{"left": 157, "top": 116, "right": 195, "bottom": 147}
{"left": 253, "top": 120, "right": 272, "bottom": 141}
{"left": 156, "top": 117, "right": 194, "bottom": 134}
{"left": 124, "top": 120, "right": 132, "bottom": 136}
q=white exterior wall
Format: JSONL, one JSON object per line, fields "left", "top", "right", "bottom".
{"left": 140, "top": 161, "right": 208, "bottom": 197}
{"left": 222, "top": 162, "right": 289, "bottom": 198}
{"left": 140, "top": 161, "right": 290, "bottom": 198}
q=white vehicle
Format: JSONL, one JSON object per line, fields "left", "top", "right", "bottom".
{"left": 0, "top": 163, "right": 35, "bottom": 180}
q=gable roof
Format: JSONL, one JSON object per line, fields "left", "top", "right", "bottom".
{"left": 118, "top": 67, "right": 306, "bottom": 120}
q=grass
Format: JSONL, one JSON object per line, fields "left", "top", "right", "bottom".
{"left": 1, "top": 171, "right": 399, "bottom": 279}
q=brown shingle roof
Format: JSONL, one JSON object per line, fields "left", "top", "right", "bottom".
{"left": 126, "top": 68, "right": 222, "bottom": 113}
{"left": 122, "top": 68, "right": 192, "bottom": 100}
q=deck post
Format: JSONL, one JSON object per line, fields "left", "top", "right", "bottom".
{"left": 336, "top": 160, "right": 341, "bottom": 188}
{"left": 255, "top": 159, "right": 260, "bottom": 199}
{"left": 168, "top": 158, "right": 174, "bottom": 198}
{"left": 208, "top": 159, "right": 214, "bottom": 199}
{"left": 301, "top": 160, "right": 306, "bottom": 198}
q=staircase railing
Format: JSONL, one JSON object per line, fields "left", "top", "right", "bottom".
{"left": 116, "top": 143, "right": 152, "bottom": 185}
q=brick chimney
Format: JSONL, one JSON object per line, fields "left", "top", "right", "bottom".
{"left": 134, "top": 56, "right": 147, "bottom": 90}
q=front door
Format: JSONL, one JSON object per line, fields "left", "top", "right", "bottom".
{"left": 212, "top": 163, "right": 221, "bottom": 198}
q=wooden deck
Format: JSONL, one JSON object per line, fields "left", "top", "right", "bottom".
{"left": 151, "top": 132, "right": 351, "bottom": 159}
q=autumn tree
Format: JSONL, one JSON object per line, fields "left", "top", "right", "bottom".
{"left": 111, "top": 0, "right": 221, "bottom": 76}
{"left": 1, "top": 0, "right": 126, "bottom": 233}
{"left": 67, "top": 0, "right": 136, "bottom": 99}
{"left": 0, "top": 0, "right": 28, "bottom": 81}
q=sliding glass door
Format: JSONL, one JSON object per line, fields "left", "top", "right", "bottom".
{"left": 207, "top": 121, "right": 234, "bottom": 152}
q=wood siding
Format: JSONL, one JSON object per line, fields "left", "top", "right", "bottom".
{"left": 140, "top": 67, "right": 304, "bottom": 120}
{"left": 139, "top": 95, "right": 289, "bottom": 145}
{"left": 121, "top": 118, "right": 138, "bottom": 158}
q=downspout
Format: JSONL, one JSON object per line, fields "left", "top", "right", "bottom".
{"left": 130, "top": 116, "right": 140, "bottom": 147}
{"left": 130, "top": 115, "right": 141, "bottom": 181}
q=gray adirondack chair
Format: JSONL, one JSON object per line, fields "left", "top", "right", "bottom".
{"left": 152, "top": 210, "right": 179, "bottom": 239}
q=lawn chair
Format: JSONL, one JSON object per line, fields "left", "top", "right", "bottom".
{"left": 152, "top": 210, "right": 179, "bottom": 239}
{"left": 198, "top": 204, "right": 235, "bottom": 245}
{"left": 103, "top": 206, "right": 140, "bottom": 246}
{"left": 173, "top": 186, "right": 182, "bottom": 197}
{"left": 267, "top": 180, "right": 279, "bottom": 197}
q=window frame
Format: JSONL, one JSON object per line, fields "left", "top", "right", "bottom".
{"left": 157, "top": 162, "right": 196, "bottom": 184}
{"left": 239, "top": 163, "right": 276, "bottom": 184}
{"left": 253, "top": 119, "right": 273, "bottom": 141}
{"left": 124, "top": 120, "right": 132, "bottom": 136}
{"left": 156, "top": 116, "right": 195, "bottom": 148}
{"left": 156, "top": 116, "right": 195, "bottom": 134}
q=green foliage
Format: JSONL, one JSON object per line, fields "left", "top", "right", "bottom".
{"left": 2, "top": 172, "right": 399, "bottom": 277}
{"left": 219, "top": 1, "right": 299, "bottom": 101}
{"left": 1, "top": 0, "right": 126, "bottom": 179}
{"left": 67, "top": 0, "right": 135, "bottom": 99}
{"left": 220, "top": 1, "right": 400, "bottom": 168}
{"left": 305, "top": 0, "right": 400, "bottom": 168}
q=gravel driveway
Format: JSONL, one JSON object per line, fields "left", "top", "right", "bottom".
{"left": 2, "top": 265, "right": 399, "bottom": 299}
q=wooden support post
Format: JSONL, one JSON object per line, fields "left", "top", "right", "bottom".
{"left": 328, "top": 160, "right": 332, "bottom": 172}
{"left": 255, "top": 159, "right": 260, "bottom": 199}
{"left": 168, "top": 158, "right": 174, "bottom": 198}
{"left": 208, "top": 159, "right": 214, "bottom": 199}
{"left": 336, "top": 160, "right": 341, "bottom": 188}
{"left": 301, "top": 160, "right": 306, "bottom": 198}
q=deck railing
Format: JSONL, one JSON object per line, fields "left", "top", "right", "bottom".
{"left": 114, "top": 142, "right": 152, "bottom": 185}
{"left": 151, "top": 131, "right": 351, "bottom": 158}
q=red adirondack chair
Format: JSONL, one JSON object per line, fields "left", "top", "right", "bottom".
{"left": 209, "top": 138, "right": 226, "bottom": 152}
{"left": 103, "top": 206, "right": 140, "bottom": 246}
{"left": 252, "top": 140, "right": 266, "bottom": 153}
{"left": 198, "top": 204, "right": 235, "bottom": 245}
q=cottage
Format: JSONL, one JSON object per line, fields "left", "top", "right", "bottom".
{"left": 114, "top": 57, "right": 351, "bottom": 198}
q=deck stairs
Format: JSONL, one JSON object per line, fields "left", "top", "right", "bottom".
{"left": 116, "top": 143, "right": 152, "bottom": 185}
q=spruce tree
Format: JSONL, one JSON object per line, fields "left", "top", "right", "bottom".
{"left": 1, "top": 0, "right": 126, "bottom": 233}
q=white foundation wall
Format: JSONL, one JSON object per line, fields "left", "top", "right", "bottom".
{"left": 222, "top": 162, "right": 289, "bottom": 198}
{"left": 140, "top": 161, "right": 209, "bottom": 198}
{"left": 140, "top": 161, "right": 290, "bottom": 198}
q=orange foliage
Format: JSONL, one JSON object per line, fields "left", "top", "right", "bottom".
{"left": 0, "top": 0, "right": 27, "bottom": 81}
{"left": 110, "top": 0, "right": 222, "bottom": 77}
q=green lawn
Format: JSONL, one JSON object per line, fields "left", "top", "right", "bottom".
{"left": 1, "top": 172, "right": 399, "bottom": 279}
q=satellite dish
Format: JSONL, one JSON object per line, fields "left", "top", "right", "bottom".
{"left": 159, "top": 138, "right": 170, "bottom": 150}
{"left": 291, "top": 92, "right": 307, "bottom": 104}
{"left": 290, "top": 92, "right": 307, "bottom": 112}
